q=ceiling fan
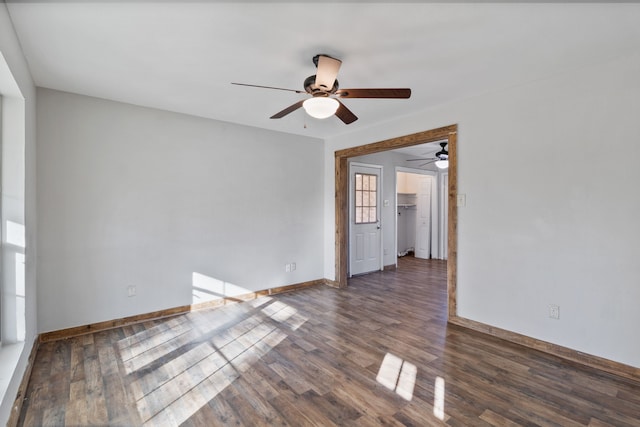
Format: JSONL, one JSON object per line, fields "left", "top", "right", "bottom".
{"left": 406, "top": 142, "right": 449, "bottom": 169}
{"left": 232, "top": 54, "right": 411, "bottom": 124}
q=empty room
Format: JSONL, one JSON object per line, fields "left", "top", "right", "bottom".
{"left": 1, "top": 2, "right": 639, "bottom": 426}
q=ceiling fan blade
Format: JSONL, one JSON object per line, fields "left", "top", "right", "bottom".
{"left": 418, "top": 160, "right": 437, "bottom": 167}
{"left": 335, "top": 88, "right": 411, "bottom": 99}
{"left": 335, "top": 100, "right": 358, "bottom": 124}
{"left": 315, "top": 55, "right": 342, "bottom": 91}
{"left": 406, "top": 158, "right": 435, "bottom": 161}
{"left": 270, "top": 100, "right": 305, "bottom": 119}
{"left": 232, "top": 82, "right": 305, "bottom": 94}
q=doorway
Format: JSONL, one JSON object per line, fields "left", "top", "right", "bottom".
{"left": 396, "top": 169, "right": 439, "bottom": 263}
{"left": 334, "top": 124, "right": 458, "bottom": 319}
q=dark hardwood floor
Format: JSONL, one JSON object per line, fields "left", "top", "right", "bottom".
{"left": 18, "top": 257, "right": 640, "bottom": 426}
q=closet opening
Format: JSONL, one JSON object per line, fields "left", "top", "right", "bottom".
{"left": 395, "top": 168, "right": 446, "bottom": 268}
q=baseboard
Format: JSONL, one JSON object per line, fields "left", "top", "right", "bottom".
{"left": 39, "top": 278, "right": 325, "bottom": 343}
{"left": 269, "top": 279, "right": 325, "bottom": 295}
{"left": 6, "top": 338, "right": 39, "bottom": 427}
{"left": 39, "top": 305, "right": 193, "bottom": 343}
{"left": 323, "top": 278, "right": 341, "bottom": 288}
{"left": 448, "top": 315, "right": 640, "bottom": 383}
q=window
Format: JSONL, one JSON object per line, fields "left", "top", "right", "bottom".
{"left": 354, "top": 173, "right": 377, "bottom": 224}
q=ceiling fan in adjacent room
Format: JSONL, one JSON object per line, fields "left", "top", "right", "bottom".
{"left": 406, "top": 142, "right": 449, "bottom": 169}
{"left": 232, "top": 54, "right": 411, "bottom": 124}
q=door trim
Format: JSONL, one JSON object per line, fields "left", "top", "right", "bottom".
{"left": 348, "top": 162, "right": 383, "bottom": 277}
{"left": 439, "top": 171, "right": 449, "bottom": 260}
{"left": 334, "top": 124, "right": 458, "bottom": 318}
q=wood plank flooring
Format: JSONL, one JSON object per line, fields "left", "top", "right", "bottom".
{"left": 18, "top": 257, "right": 640, "bottom": 426}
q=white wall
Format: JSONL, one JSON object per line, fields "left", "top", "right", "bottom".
{"left": 325, "top": 52, "right": 640, "bottom": 368}
{"left": 37, "top": 89, "right": 324, "bottom": 333}
{"left": 0, "top": 2, "right": 37, "bottom": 424}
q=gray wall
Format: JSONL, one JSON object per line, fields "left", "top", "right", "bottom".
{"left": 325, "top": 52, "right": 640, "bottom": 368}
{"left": 36, "top": 89, "right": 324, "bottom": 332}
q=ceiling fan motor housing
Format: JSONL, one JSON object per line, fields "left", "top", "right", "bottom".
{"left": 304, "top": 75, "right": 339, "bottom": 96}
{"left": 436, "top": 142, "right": 448, "bottom": 160}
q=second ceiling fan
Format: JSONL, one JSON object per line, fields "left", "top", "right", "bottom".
{"left": 406, "top": 142, "right": 449, "bottom": 169}
{"left": 232, "top": 54, "right": 411, "bottom": 124}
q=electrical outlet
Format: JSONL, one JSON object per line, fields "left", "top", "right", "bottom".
{"left": 285, "top": 264, "right": 291, "bottom": 272}
{"left": 127, "top": 286, "right": 136, "bottom": 297}
{"left": 549, "top": 304, "right": 560, "bottom": 319}
{"left": 291, "top": 262, "right": 296, "bottom": 271}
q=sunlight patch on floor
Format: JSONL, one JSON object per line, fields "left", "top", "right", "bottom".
{"left": 434, "top": 376, "right": 446, "bottom": 420}
{"left": 261, "top": 300, "right": 308, "bottom": 330}
{"left": 375, "top": 352, "right": 417, "bottom": 401}
{"left": 117, "top": 297, "right": 306, "bottom": 426}
{"left": 119, "top": 320, "right": 195, "bottom": 374}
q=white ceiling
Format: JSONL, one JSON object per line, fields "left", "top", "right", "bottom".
{"left": 6, "top": 2, "right": 640, "bottom": 139}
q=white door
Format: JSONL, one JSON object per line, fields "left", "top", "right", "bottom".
{"left": 349, "top": 163, "right": 382, "bottom": 276}
{"left": 415, "top": 175, "right": 432, "bottom": 259}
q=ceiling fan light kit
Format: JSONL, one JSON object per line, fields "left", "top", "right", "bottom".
{"left": 232, "top": 54, "right": 411, "bottom": 124}
{"left": 435, "top": 160, "right": 449, "bottom": 169}
{"left": 303, "top": 97, "right": 339, "bottom": 119}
